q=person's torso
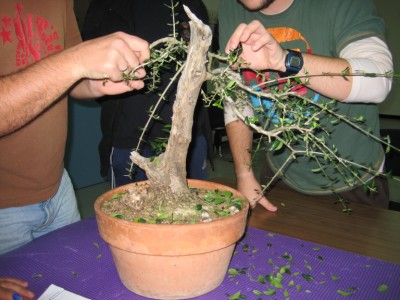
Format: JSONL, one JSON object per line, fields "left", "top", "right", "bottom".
{"left": 0, "top": 0, "right": 81, "bottom": 207}
{"left": 218, "top": 0, "right": 386, "bottom": 193}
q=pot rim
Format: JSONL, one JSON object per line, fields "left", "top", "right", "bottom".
{"left": 94, "top": 179, "right": 249, "bottom": 228}
{"left": 94, "top": 179, "right": 250, "bottom": 255}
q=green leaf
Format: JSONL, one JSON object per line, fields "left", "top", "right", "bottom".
{"left": 228, "top": 268, "right": 247, "bottom": 277}
{"left": 271, "top": 274, "right": 284, "bottom": 289}
{"left": 228, "top": 269, "right": 239, "bottom": 276}
{"left": 280, "top": 265, "right": 291, "bottom": 275}
{"left": 271, "top": 280, "right": 283, "bottom": 289}
{"left": 302, "top": 273, "right": 314, "bottom": 282}
{"left": 269, "top": 139, "right": 283, "bottom": 151}
{"left": 214, "top": 198, "right": 226, "bottom": 205}
{"left": 378, "top": 284, "right": 388, "bottom": 293}
{"left": 112, "top": 214, "right": 124, "bottom": 219}
{"left": 214, "top": 209, "right": 230, "bottom": 217}
{"left": 337, "top": 288, "right": 356, "bottom": 296}
{"left": 284, "top": 289, "right": 290, "bottom": 297}
{"left": 264, "top": 289, "right": 276, "bottom": 296}
{"left": 227, "top": 80, "right": 236, "bottom": 89}
{"left": 265, "top": 274, "right": 274, "bottom": 283}
{"left": 133, "top": 217, "right": 147, "bottom": 223}
{"left": 228, "top": 291, "right": 245, "bottom": 300}
{"left": 256, "top": 275, "right": 266, "bottom": 284}
{"left": 233, "top": 202, "right": 243, "bottom": 210}
{"left": 110, "top": 192, "right": 127, "bottom": 199}
{"left": 354, "top": 115, "right": 365, "bottom": 122}
{"left": 330, "top": 274, "right": 340, "bottom": 281}
{"left": 281, "top": 253, "right": 293, "bottom": 261}
{"left": 386, "top": 144, "right": 391, "bottom": 154}
{"left": 311, "top": 168, "right": 323, "bottom": 173}
{"left": 148, "top": 218, "right": 162, "bottom": 224}
{"left": 157, "top": 212, "right": 171, "bottom": 219}
{"left": 294, "top": 77, "right": 302, "bottom": 84}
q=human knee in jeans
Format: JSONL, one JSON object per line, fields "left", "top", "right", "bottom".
{"left": 0, "top": 169, "right": 80, "bottom": 255}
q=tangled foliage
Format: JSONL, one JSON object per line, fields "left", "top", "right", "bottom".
{"left": 124, "top": 6, "right": 399, "bottom": 212}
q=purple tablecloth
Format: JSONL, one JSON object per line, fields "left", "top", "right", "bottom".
{"left": 1, "top": 217, "right": 399, "bottom": 299}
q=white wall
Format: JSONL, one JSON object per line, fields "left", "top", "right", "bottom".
{"left": 374, "top": 0, "right": 400, "bottom": 117}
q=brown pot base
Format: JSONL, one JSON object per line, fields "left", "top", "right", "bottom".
{"left": 95, "top": 179, "right": 249, "bottom": 299}
{"left": 111, "top": 244, "right": 235, "bottom": 299}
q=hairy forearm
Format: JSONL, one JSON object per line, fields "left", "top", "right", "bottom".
{"left": 0, "top": 51, "right": 80, "bottom": 137}
{"left": 226, "top": 119, "right": 255, "bottom": 178}
{"left": 0, "top": 32, "right": 150, "bottom": 137}
{"left": 299, "top": 53, "right": 352, "bottom": 101}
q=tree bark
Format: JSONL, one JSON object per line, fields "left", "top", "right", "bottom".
{"left": 130, "top": 7, "right": 212, "bottom": 195}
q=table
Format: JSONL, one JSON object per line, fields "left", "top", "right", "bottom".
{"left": 214, "top": 177, "right": 400, "bottom": 264}
{"left": 1, "top": 180, "right": 399, "bottom": 299}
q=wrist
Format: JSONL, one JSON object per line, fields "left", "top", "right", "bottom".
{"left": 236, "top": 169, "right": 257, "bottom": 181}
{"left": 283, "top": 49, "right": 304, "bottom": 75}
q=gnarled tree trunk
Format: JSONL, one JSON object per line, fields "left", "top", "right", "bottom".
{"left": 130, "top": 7, "right": 212, "bottom": 198}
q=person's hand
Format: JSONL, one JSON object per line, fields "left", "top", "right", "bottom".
{"left": 68, "top": 31, "right": 150, "bottom": 95}
{"left": 237, "top": 174, "right": 278, "bottom": 212}
{"left": 225, "top": 20, "right": 287, "bottom": 72}
{"left": 0, "top": 278, "right": 34, "bottom": 300}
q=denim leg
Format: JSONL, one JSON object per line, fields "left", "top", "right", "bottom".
{"left": 32, "top": 169, "right": 81, "bottom": 239}
{"left": 0, "top": 169, "right": 80, "bottom": 255}
{"left": 0, "top": 204, "right": 39, "bottom": 254}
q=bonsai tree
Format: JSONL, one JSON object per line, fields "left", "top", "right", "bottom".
{"left": 115, "top": 5, "right": 397, "bottom": 219}
{"left": 95, "top": 6, "right": 398, "bottom": 297}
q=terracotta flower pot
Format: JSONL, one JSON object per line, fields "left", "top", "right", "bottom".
{"left": 94, "top": 179, "right": 249, "bottom": 299}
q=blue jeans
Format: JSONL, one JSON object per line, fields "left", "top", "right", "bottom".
{"left": 110, "top": 135, "right": 208, "bottom": 188}
{"left": 0, "top": 169, "right": 80, "bottom": 255}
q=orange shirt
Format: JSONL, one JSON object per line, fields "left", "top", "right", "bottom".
{"left": 0, "top": 0, "right": 82, "bottom": 208}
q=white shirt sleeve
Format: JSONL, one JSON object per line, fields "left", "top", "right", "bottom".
{"left": 223, "top": 72, "right": 254, "bottom": 125}
{"left": 341, "top": 36, "right": 393, "bottom": 103}
{"left": 224, "top": 100, "right": 254, "bottom": 126}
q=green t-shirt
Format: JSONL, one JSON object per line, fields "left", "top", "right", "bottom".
{"left": 218, "top": 0, "right": 386, "bottom": 194}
